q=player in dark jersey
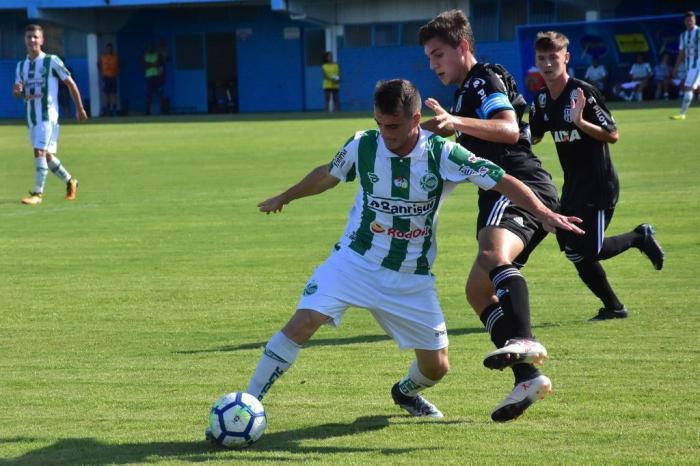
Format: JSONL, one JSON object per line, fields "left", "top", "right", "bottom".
{"left": 530, "top": 31, "right": 665, "bottom": 321}
{"left": 418, "top": 10, "right": 572, "bottom": 422}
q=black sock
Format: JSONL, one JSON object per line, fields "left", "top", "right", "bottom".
{"left": 512, "top": 363, "right": 540, "bottom": 384}
{"left": 573, "top": 259, "right": 623, "bottom": 310}
{"left": 479, "top": 303, "right": 512, "bottom": 348}
{"left": 490, "top": 265, "right": 532, "bottom": 339}
{"left": 597, "top": 231, "right": 640, "bottom": 260}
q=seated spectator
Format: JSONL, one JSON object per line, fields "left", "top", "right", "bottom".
{"left": 614, "top": 54, "right": 653, "bottom": 101}
{"left": 653, "top": 53, "right": 672, "bottom": 100}
{"left": 524, "top": 65, "right": 545, "bottom": 95}
{"left": 584, "top": 57, "right": 607, "bottom": 92}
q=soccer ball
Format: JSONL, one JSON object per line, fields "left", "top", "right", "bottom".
{"left": 206, "top": 392, "right": 267, "bottom": 449}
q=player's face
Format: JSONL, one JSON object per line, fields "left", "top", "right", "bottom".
{"left": 24, "top": 30, "right": 43, "bottom": 55}
{"left": 685, "top": 15, "right": 696, "bottom": 30}
{"left": 375, "top": 107, "right": 420, "bottom": 156}
{"left": 536, "top": 48, "right": 569, "bottom": 83}
{"left": 423, "top": 37, "right": 469, "bottom": 86}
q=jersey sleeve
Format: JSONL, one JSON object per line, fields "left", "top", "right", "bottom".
{"left": 328, "top": 132, "right": 361, "bottom": 182}
{"left": 439, "top": 140, "right": 504, "bottom": 190}
{"left": 582, "top": 85, "right": 617, "bottom": 133}
{"left": 529, "top": 92, "right": 548, "bottom": 140}
{"left": 51, "top": 55, "right": 71, "bottom": 81}
{"left": 15, "top": 61, "right": 22, "bottom": 84}
{"left": 679, "top": 32, "right": 685, "bottom": 51}
{"left": 470, "top": 69, "right": 515, "bottom": 119}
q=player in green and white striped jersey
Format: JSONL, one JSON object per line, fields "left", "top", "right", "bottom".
{"left": 241, "top": 80, "right": 583, "bottom": 420}
{"left": 13, "top": 24, "right": 87, "bottom": 205}
{"left": 671, "top": 11, "right": 700, "bottom": 120}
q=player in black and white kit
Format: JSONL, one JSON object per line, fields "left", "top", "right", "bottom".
{"left": 530, "top": 31, "right": 665, "bottom": 321}
{"left": 419, "top": 10, "right": 574, "bottom": 422}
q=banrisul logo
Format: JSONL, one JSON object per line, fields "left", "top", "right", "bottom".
{"left": 303, "top": 280, "right": 318, "bottom": 296}
{"left": 419, "top": 173, "right": 438, "bottom": 192}
{"left": 366, "top": 195, "right": 436, "bottom": 217}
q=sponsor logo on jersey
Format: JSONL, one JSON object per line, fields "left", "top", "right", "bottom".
{"left": 419, "top": 173, "right": 438, "bottom": 192}
{"left": 393, "top": 176, "right": 408, "bottom": 189}
{"left": 570, "top": 89, "right": 579, "bottom": 102}
{"left": 366, "top": 195, "right": 436, "bottom": 216}
{"left": 368, "top": 172, "right": 379, "bottom": 183}
{"left": 370, "top": 222, "right": 431, "bottom": 239}
{"left": 331, "top": 148, "right": 347, "bottom": 168}
{"left": 538, "top": 93, "right": 547, "bottom": 108}
{"left": 471, "top": 77, "right": 486, "bottom": 89}
{"left": 303, "top": 280, "right": 318, "bottom": 296}
{"left": 563, "top": 106, "right": 572, "bottom": 123}
{"left": 552, "top": 129, "right": 581, "bottom": 143}
{"left": 478, "top": 166, "right": 489, "bottom": 176}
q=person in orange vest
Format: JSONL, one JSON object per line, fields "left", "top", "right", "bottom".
{"left": 99, "top": 43, "right": 120, "bottom": 116}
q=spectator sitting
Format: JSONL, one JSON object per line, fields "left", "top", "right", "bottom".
{"left": 584, "top": 57, "right": 607, "bottom": 92}
{"left": 524, "top": 65, "right": 545, "bottom": 95}
{"left": 653, "top": 53, "right": 672, "bottom": 100}
{"left": 615, "top": 54, "right": 653, "bottom": 101}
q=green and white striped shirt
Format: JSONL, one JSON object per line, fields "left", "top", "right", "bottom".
{"left": 329, "top": 128, "right": 505, "bottom": 275}
{"left": 680, "top": 25, "right": 700, "bottom": 70}
{"left": 15, "top": 52, "right": 71, "bottom": 127}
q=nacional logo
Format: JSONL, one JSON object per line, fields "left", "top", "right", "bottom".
{"left": 366, "top": 194, "right": 436, "bottom": 217}
{"left": 552, "top": 129, "right": 581, "bottom": 143}
{"left": 393, "top": 176, "right": 408, "bottom": 189}
{"left": 303, "top": 280, "right": 318, "bottom": 296}
{"left": 419, "top": 173, "right": 438, "bottom": 192}
{"left": 538, "top": 93, "right": 547, "bottom": 108}
{"left": 370, "top": 222, "right": 431, "bottom": 240}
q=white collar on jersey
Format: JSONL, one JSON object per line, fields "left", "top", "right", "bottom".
{"left": 26, "top": 51, "right": 46, "bottom": 62}
{"left": 377, "top": 128, "right": 428, "bottom": 159}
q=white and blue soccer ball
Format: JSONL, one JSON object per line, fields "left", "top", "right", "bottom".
{"left": 206, "top": 392, "right": 267, "bottom": 449}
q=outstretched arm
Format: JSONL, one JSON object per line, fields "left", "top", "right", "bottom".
{"left": 62, "top": 76, "right": 88, "bottom": 122}
{"left": 424, "top": 97, "right": 520, "bottom": 144}
{"left": 570, "top": 87, "right": 618, "bottom": 144}
{"left": 494, "top": 174, "right": 584, "bottom": 234}
{"left": 258, "top": 164, "right": 340, "bottom": 214}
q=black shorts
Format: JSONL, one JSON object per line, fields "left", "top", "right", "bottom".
{"left": 102, "top": 77, "right": 117, "bottom": 94}
{"left": 476, "top": 181, "right": 559, "bottom": 267}
{"left": 556, "top": 206, "right": 614, "bottom": 260}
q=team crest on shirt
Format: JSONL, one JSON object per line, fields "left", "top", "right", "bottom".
{"left": 367, "top": 172, "right": 379, "bottom": 183}
{"left": 393, "top": 176, "right": 408, "bottom": 189}
{"left": 563, "top": 106, "right": 572, "bottom": 123}
{"left": 538, "top": 93, "right": 547, "bottom": 108}
{"left": 570, "top": 89, "right": 579, "bottom": 103}
{"left": 303, "top": 280, "right": 318, "bottom": 296}
{"left": 419, "top": 173, "right": 438, "bottom": 192}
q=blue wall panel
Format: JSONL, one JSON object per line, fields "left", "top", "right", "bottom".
{"left": 0, "top": 60, "right": 24, "bottom": 119}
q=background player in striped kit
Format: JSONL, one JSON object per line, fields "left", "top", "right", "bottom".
{"left": 13, "top": 24, "right": 87, "bottom": 205}
{"left": 241, "top": 79, "right": 582, "bottom": 422}
{"left": 419, "top": 10, "right": 562, "bottom": 422}
{"left": 530, "top": 31, "right": 664, "bottom": 320}
{"left": 671, "top": 11, "right": 699, "bottom": 120}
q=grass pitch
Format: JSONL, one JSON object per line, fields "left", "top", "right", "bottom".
{"left": 0, "top": 106, "right": 698, "bottom": 465}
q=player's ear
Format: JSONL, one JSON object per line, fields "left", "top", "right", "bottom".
{"left": 564, "top": 51, "right": 570, "bottom": 64}
{"left": 458, "top": 38, "right": 471, "bottom": 56}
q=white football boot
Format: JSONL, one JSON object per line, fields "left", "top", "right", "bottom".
{"left": 483, "top": 338, "right": 548, "bottom": 370}
{"left": 491, "top": 374, "right": 552, "bottom": 422}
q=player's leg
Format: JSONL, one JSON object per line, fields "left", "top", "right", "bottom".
{"left": 22, "top": 123, "right": 54, "bottom": 204}
{"left": 673, "top": 71, "right": 699, "bottom": 118}
{"left": 324, "top": 89, "right": 331, "bottom": 112}
{"left": 391, "top": 349, "right": 448, "bottom": 418}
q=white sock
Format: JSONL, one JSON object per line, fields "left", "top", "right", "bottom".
{"left": 397, "top": 360, "right": 438, "bottom": 397}
{"left": 34, "top": 157, "right": 48, "bottom": 193}
{"left": 246, "top": 331, "right": 301, "bottom": 400}
{"left": 47, "top": 156, "right": 71, "bottom": 183}
{"left": 680, "top": 91, "right": 694, "bottom": 115}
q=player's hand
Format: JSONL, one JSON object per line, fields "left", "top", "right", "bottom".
{"left": 424, "top": 98, "right": 456, "bottom": 131}
{"left": 540, "top": 211, "right": 584, "bottom": 235}
{"left": 570, "top": 87, "right": 585, "bottom": 126}
{"left": 258, "top": 195, "right": 287, "bottom": 214}
{"left": 12, "top": 81, "right": 23, "bottom": 98}
{"left": 75, "top": 107, "right": 88, "bottom": 123}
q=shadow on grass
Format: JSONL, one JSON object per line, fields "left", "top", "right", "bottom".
{"left": 176, "top": 326, "right": 486, "bottom": 354}
{"left": 0, "top": 415, "right": 448, "bottom": 465}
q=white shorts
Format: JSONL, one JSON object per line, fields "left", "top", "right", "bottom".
{"left": 28, "top": 121, "right": 59, "bottom": 153}
{"left": 297, "top": 248, "right": 448, "bottom": 350}
{"left": 683, "top": 68, "right": 700, "bottom": 90}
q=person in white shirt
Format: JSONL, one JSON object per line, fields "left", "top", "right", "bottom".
{"left": 671, "top": 11, "right": 699, "bottom": 120}
{"left": 584, "top": 56, "right": 607, "bottom": 92}
{"left": 615, "top": 54, "right": 652, "bottom": 101}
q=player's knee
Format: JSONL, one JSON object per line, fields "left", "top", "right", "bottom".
{"left": 564, "top": 247, "right": 585, "bottom": 264}
{"left": 475, "top": 249, "right": 508, "bottom": 271}
{"left": 423, "top": 359, "right": 449, "bottom": 381}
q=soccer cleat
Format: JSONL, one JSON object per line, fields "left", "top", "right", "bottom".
{"left": 391, "top": 382, "right": 444, "bottom": 418}
{"left": 21, "top": 191, "right": 43, "bottom": 205}
{"left": 483, "top": 338, "right": 548, "bottom": 370}
{"left": 491, "top": 374, "right": 552, "bottom": 422}
{"left": 669, "top": 114, "right": 686, "bottom": 120}
{"left": 589, "top": 306, "right": 628, "bottom": 321}
{"left": 634, "top": 224, "right": 664, "bottom": 270}
{"left": 66, "top": 178, "right": 79, "bottom": 200}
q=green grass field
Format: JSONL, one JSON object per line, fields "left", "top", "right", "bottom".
{"left": 0, "top": 106, "right": 698, "bottom": 465}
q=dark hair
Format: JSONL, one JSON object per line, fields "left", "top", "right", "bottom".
{"left": 684, "top": 11, "right": 695, "bottom": 18}
{"left": 418, "top": 10, "right": 476, "bottom": 54}
{"left": 25, "top": 24, "right": 43, "bottom": 34}
{"left": 374, "top": 79, "right": 421, "bottom": 117}
{"left": 534, "top": 31, "right": 569, "bottom": 52}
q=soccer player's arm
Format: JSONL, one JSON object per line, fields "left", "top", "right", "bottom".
{"left": 572, "top": 87, "right": 618, "bottom": 144}
{"left": 528, "top": 98, "right": 547, "bottom": 145}
{"left": 13, "top": 62, "right": 23, "bottom": 98}
{"left": 54, "top": 57, "right": 87, "bottom": 122}
{"left": 258, "top": 137, "right": 358, "bottom": 214}
{"left": 441, "top": 142, "right": 583, "bottom": 234}
{"left": 425, "top": 73, "right": 520, "bottom": 144}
